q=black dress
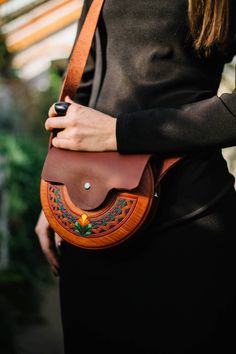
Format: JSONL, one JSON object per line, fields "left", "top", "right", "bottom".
{"left": 59, "top": 1, "right": 236, "bottom": 353}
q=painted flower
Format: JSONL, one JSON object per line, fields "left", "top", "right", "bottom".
{"left": 74, "top": 214, "right": 92, "bottom": 237}
{"left": 78, "top": 214, "right": 89, "bottom": 226}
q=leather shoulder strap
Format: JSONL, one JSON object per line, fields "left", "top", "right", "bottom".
{"left": 59, "top": 0, "right": 105, "bottom": 101}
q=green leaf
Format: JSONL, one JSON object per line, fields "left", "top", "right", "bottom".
{"left": 74, "top": 222, "right": 83, "bottom": 234}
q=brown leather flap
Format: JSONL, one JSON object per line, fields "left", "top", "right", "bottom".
{"left": 41, "top": 147, "right": 151, "bottom": 210}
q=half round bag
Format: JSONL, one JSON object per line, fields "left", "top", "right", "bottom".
{"left": 39, "top": 0, "right": 181, "bottom": 250}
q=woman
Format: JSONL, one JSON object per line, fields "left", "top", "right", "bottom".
{"left": 35, "top": 1, "right": 236, "bottom": 353}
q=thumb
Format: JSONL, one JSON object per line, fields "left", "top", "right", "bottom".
{"left": 65, "top": 96, "right": 74, "bottom": 104}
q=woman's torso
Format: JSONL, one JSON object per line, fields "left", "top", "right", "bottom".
{"left": 82, "top": 0, "right": 236, "bottom": 226}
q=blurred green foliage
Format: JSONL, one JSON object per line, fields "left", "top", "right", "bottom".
{"left": 0, "top": 133, "right": 49, "bottom": 327}
{"left": 0, "top": 32, "right": 64, "bottom": 353}
{"left": 0, "top": 133, "right": 48, "bottom": 279}
{"left": 0, "top": 136, "right": 49, "bottom": 353}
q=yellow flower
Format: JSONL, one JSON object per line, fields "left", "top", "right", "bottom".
{"left": 78, "top": 214, "right": 89, "bottom": 226}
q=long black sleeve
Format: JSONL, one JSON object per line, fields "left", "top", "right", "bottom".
{"left": 116, "top": 90, "right": 236, "bottom": 156}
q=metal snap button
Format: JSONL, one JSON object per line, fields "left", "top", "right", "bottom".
{"left": 84, "top": 182, "right": 91, "bottom": 190}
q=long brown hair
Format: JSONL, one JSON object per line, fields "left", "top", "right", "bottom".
{"left": 188, "top": 0, "right": 231, "bottom": 55}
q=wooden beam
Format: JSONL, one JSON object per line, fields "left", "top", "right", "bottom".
{"left": 7, "top": 7, "right": 82, "bottom": 52}
{"left": 1, "top": 0, "right": 49, "bottom": 24}
{"left": 6, "top": 0, "right": 73, "bottom": 35}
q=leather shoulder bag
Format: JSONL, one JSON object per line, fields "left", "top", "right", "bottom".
{"left": 40, "top": 0, "right": 181, "bottom": 250}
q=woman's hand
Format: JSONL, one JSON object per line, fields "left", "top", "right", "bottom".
{"left": 45, "top": 96, "right": 117, "bottom": 152}
{"left": 36, "top": 98, "right": 116, "bottom": 272}
{"left": 35, "top": 210, "right": 63, "bottom": 276}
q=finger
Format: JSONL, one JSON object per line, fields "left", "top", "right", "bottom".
{"left": 46, "top": 253, "right": 60, "bottom": 277}
{"left": 37, "top": 230, "right": 60, "bottom": 268}
{"left": 48, "top": 103, "right": 58, "bottom": 117}
{"left": 45, "top": 117, "right": 68, "bottom": 131}
{"left": 44, "top": 247, "right": 60, "bottom": 271}
{"left": 35, "top": 211, "right": 60, "bottom": 271}
{"left": 39, "top": 241, "right": 60, "bottom": 277}
{"left": 52, "top": 137, "right": 76, "bottom": 150}
{"left": 56, "top": 129, "right": 72, "bottom": 139}
{"left": 55, "top": 232, "right": 63, "bottom": 249}
{"left": 65, "top": 96, "right": 75, "bottom": 105}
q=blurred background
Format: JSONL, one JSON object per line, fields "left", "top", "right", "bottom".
{"left": 0, "top": 1, "right": 83, "bottom": 353}
{"left": 0, "top": 1, "right": 235, "bottom": 354}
